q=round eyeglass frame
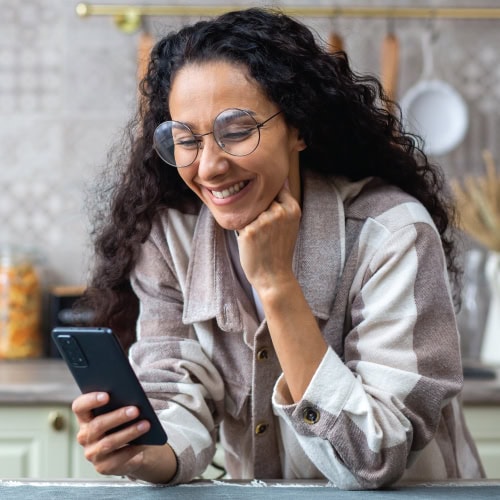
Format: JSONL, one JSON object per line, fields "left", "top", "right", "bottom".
{"left": 153, "top": 108, "right": 282, "bottom": 168}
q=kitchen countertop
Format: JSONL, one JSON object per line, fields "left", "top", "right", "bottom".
{"left": 0, "top": 479, "right": 499, "bottom": 499}
{"left": 461, "top": 364, "right": 500, "bottom": 406}
{"left": 0, "top": 359, "right": 499, "bottom": 406}
{"left": 0, "top": 359, "right": 80, "bottom": 404}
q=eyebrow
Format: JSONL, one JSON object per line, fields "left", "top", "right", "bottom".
{"left": 172, "top": 108, "right": 258, "bottom": 129}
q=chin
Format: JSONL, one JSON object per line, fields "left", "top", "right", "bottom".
{"left": 217, "top": 221, "right": 243, "bottom": 232}
{"left": 214, "top": 214, "right": 251, "bottom": 232}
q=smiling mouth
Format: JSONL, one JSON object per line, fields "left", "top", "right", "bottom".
{"left": 211, "top": 181, "right": 249, "bottom": 199}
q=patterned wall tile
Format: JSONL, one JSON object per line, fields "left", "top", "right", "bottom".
{"left": 0, "top": 0, "right": 499, "bottom": 291}
{"left": 0, "top": 118, "right": 63, "bottom": 177}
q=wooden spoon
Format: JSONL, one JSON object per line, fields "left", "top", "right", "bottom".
{"left": 482, "top": 149, "right": 499, "bottom": 217}
{"left": 137, "top": 30, "right": 154, "bottom": 111}
{"left": 380, "top": 32, "right": 399, "bottom": 106}
{"left": 328, "top": 31, "right": 344, "bottom": 54}
{"left": 137, "top": 30, "right": 154, "bottom": 84}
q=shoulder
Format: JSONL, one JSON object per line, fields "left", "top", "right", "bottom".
{"left": 334, "top": 176, "right": 437, "bottom": 234}
{"left": 149, "top": 207, "right": 200, "bottom": 247}
{"left": 136, "top": 207, "right": 201, "bottom": 270}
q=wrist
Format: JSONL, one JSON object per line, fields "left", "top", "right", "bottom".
{"left": 256, "top": 277, "right": 301, "bottom": 310}
{"left": 131, "top": 443, "right": 178, "bottom": 484}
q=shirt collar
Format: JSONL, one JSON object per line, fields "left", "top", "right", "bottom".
{"left": 293, "top": 171, "right": 345, "bottom": 319}
{"left": 182, "top": 170, "right": 345, "bottom": 329}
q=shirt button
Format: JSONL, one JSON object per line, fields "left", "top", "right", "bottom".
{"left": 256, "top": 348, "right": 269, "bottom": 361}
{"left": 255, "top": 422, "right": 269, "bottom": 435}
{"left": 303, "top": 407, "right": 320, "bottom": 425}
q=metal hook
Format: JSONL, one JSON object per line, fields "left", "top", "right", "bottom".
{"left": 425, "top": 10, "right": 439, "bottom": 44}
{"left": 386, "top": 16, "right": 396, "bottom": 35}
{"left": 114, "top": 7, "right": 142, "bottom": 34}
{"left": 329, "top": 6, "right": 340, "bottom": 30}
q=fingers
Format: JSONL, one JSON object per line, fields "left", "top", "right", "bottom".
{"left": 239, "top": 188, "right": 299, "bottom": 237}
{"left": 275, "top": 179, "right": 299, "bottom": 209}
{"left": 262, "top": 190, "right": 301, "bottom": 229}
{"left": 83, "top": 414, "right": 151, "bottom": 476}
{"left": 91, "top": 446, "right": 146, "bottom": 477}
{"left": 72, "top": 392, "right": 109, "bottom": 423}
{"left": 72, "top": 392, "right": 152, "bottom": 477}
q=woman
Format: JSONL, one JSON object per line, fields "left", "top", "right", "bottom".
{"left": 73, "top": 8, "right": 484, "bottom": 489}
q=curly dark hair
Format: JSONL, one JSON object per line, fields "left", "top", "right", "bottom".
{"left": 80, "top": 8, "right": 460, "bottom": 351}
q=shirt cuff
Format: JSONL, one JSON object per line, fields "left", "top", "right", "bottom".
{"left": 272, "top": 347, "right": 356, "bottom": 432}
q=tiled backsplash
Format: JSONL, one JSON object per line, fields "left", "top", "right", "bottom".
{"left": 1, "top": 0, "right": 499, "bottom": 288}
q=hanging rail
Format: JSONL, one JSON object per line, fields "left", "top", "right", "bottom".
{"left": 75, "top": 4, "right": 500, "bottom": 20}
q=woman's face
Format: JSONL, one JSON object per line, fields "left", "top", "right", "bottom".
{"left": 167, "top": 60, "right": 305, "bottom": 231}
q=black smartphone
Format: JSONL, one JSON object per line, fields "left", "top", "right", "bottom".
{"left": 51, "top": 326, "right": 167, "bottom": 446}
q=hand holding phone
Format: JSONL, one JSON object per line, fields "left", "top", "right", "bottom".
{"left": 52, "top": 326, "right": 167, "bottom": 446}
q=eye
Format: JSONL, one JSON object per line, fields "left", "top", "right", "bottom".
{"left": 218, "top": 123, "right": 257, "bottom": 143}
{"left": 172, "top": 132, "right": 198, "bottom": 149}
{"left": 175, "top": 137, "right": 199, "bottom": 149}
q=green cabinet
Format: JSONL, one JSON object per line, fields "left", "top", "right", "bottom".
{"left": 0, "top": 404, "right": 101, "bottom": 479}
{"left": 0, "top": 403, "right": 222, "bottom": 480}
{"left": 1, "top": 403, "right": 498, "bottom": 481}
{"left": 464, "top": 405, "right": 500, "bottom": 480}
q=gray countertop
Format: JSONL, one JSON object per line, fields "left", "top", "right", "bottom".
{"left": 0, "top": 359, "right": 499, "bottom": 406}
{"left": 461, "top": 364, "right": 500, "bottom": 406}
{"left": 0, "top": 479, "right": 500, "bottom": 499}
{"left": 0, "top": 359, "right": 80, "bottom": 404}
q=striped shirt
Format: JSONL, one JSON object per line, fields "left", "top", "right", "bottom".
{"left": 129, "top": 171, "right": 484, "bottom": 488}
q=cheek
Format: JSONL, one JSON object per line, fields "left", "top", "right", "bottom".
{"left": 255, "top": 164, "right": 289, "bottom": 207}
{"left": 260, "top": 144, "right": 295, "bottom": 182}
{"left": 176, "top": 168, "right": 197, "bottom": 191}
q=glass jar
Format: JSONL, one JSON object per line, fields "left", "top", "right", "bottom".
{"left": 0, "top": 246, "right": 42, "bottom": 358}
{"left": 456, "top": 249, "right": 490, "bottom": 362}
{"left": 481, "top": 251, "right": 500, "bottom": 365}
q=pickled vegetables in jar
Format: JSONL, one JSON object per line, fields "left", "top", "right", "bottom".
{"left": 0, "top": 247, "right": 42, "bottom": 358}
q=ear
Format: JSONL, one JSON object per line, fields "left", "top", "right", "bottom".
{"left": 290, "top": 127, "right": 307, "bottom": 152}
{"left": 296, "top": 136, "right": 307, "bottom": 151}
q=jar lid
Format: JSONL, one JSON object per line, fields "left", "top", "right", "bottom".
{"left": 0, "top": 244, "right": 39, "bottom": 267}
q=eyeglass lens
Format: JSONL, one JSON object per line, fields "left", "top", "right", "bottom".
{"left": 154, "top": 109, "right": 261, "bottom": 168}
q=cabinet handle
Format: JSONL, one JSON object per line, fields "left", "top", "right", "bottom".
{"left": 49, "top": 411, "right": 66, "bottom": 432}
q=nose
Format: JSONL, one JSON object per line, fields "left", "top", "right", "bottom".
{"left": 196, "top": 135, "right": 230, "bottom": 180}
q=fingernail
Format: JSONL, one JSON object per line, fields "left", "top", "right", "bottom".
{"left": 137, "top": 421, "right": 148, "bottom": 431}
{"left": 96, "top": 393, "right": 106, "bottom": 402}
{"left": 125, "top": 407, "right": 136, "bottom": 417}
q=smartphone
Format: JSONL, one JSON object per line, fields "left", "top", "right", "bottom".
{"left": 51, "top": 326, "right": 167, "bottom": 446}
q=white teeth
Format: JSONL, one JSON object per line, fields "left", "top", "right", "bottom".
{"left": 212, "top": 181, "right": 247, "bottom": 199}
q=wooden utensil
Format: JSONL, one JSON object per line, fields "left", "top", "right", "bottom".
{"left": 328, "top": 31, "right": 344, "bottom": 54}
{"left": 483, "top": 149, "right": 499, "bottom": 217}
{"left": 380, "top": 32, "right": 399, "bottom": 105}
{"left": 137, "top": 30, "right": 154, "bottom": 84}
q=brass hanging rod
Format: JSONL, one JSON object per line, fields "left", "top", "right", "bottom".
{"left": 75, "top": 4, "right": 500, "bottom": 20}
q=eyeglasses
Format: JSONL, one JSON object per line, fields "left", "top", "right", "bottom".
{"left": 153, "top": 108, "right": 282, "bottom": 168}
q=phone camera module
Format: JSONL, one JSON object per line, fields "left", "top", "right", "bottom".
{"left": 59, "top": 335, "right": 88, "bottom": 367}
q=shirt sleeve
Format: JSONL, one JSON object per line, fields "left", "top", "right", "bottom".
{"left": 129, "top": 225, "right": 225, "bottom": 484}
{"left": 272, "top": 217, "right": 463, "bottom": 489}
